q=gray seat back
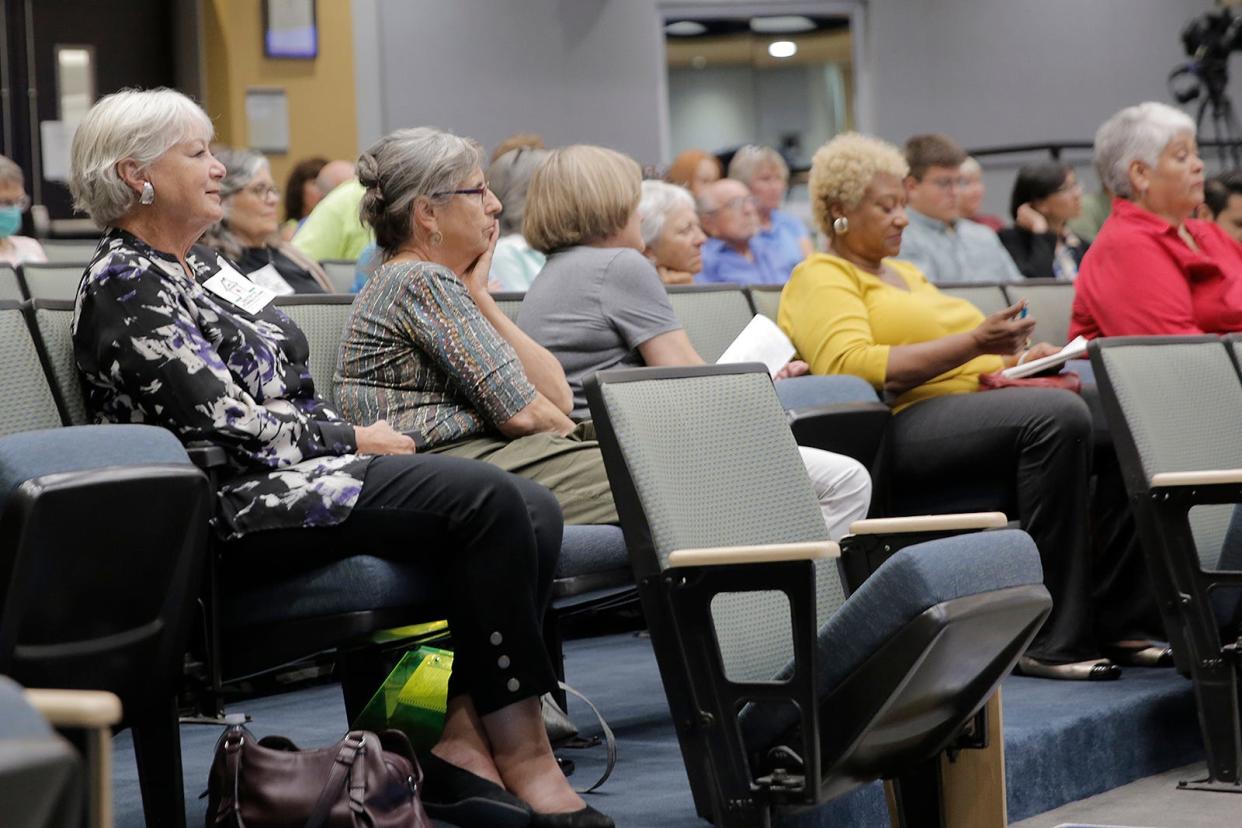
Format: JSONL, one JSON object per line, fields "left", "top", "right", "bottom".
{"left": 0, "top": 266, "right": 25, "bottom": 301}
{"left": 1094, "top": 338, "right": 1242, "bottom": 570}
{"left": 666, "top": 285, "right": 754, "bottom": 362}
{"left": 492, "top": 291, "right": 524, "bottom": 322}
{"left": 39, "top": 240, "right": 97, "bottom": 264}
{"left": 748, "top": 286, "right": 782, "bottom": 321}
{"left": 590, "top": 366, "right": 835, "bottom": 682}
{"left": 937, "top": 282, "right": 1009, "bottom": 316}
{"left": 318, "top": 260, "right": 358, "bottom": 293}
{"left": 29, "top": 301, "right": 88, "bottom": 427}
{"left": 0, "top": 303, "right": 66, "bottom": 435}
{"left": 20, "top": 264, "right": 86, "bottom": 302}
{"left": 274, "top": 295, "right": 356, "bottom": 405}
{"left": 1006, "top": 280, "right": 1074, "bottom": 346}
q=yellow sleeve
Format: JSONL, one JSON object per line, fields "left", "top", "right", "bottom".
{"left": 779, "top": 260, "right": 890, "bottom": 390}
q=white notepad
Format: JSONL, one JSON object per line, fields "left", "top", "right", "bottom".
{"left": 1001, "top": 336, "right": 1088, "bottom": 379}
{"left": 716, "top": 315, "right": 796, "bottom": 378}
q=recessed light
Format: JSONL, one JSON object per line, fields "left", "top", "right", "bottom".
{"left": 768, "top": 41, "right": 797, "bottom": 59}
{"left": 665, "top": 21, "right": 707, "bottom": 36}
{"left": 751, "top": 16, "right": 816, "bottom": 34}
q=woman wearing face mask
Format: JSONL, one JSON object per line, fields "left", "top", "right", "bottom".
{"left": 198, "top": 146, "right": 333, "bottom": 294}
{"left": 0, "top": 155, "right": 46, "bottom": 265}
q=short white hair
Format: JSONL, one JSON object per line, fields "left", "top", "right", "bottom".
{"left": 638, "top": 180, "right": 695, "bottom": 248}
{"left": 727, "top": 145, "right": 788, "bottom": 185}
{"left": 69, "top": 88, "right": 213, "bottom": 227}
{"left": 1094, "top": 101, "right": 1196, "bottom": 199}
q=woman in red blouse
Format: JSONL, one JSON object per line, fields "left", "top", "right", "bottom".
{"left": 1070, "top": 101, "right": 1242, "bottom": 338}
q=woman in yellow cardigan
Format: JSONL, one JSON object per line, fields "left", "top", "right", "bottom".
{"left": 779, "top": 132, "right": 1114, "bottom": 681}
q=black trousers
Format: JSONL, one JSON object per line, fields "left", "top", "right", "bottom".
{"left": 242, "top": 454, "right": 563, "bottom": 716}
{"left": 888, "top": 388, "right": 1097, "bottom": 663}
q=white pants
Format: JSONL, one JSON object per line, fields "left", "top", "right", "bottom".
{"left": 797, "top": 446, "right": 872, "bottom": 541}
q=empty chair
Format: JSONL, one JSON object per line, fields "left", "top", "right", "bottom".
{"left": 273, "top": 294, "right": 356, "bottom": 405}
{"left": 748, "top": 285, "right": 782, "bottom": 321}
{"left": 0, "top": 266, "right": 25, "bottom": 301}
{"left": 39, "top": 240, "right": 98, "bottom": 264}
{"left": 935, "top": 281, "right": 1010, "bottom": 316}
{"left": 0, "top": 302, "right": 63, "bottom": 433}
{"left": 1090, "top": 335, "right": 1242, "bottom": 791}
{"left": 1006, "top": 279, "right": 1075, "bottom": 346}
{"left": 586, "top": 363, "right": 1050, "bottom": 827}
{"left": 19, "top": 263, "right": 85, "bottom": 302}
{"left": 666, "top": 284, "right": 754, "bottom": 361}
{"left": 317, "top": 258, "right": 358, "bottom": 293}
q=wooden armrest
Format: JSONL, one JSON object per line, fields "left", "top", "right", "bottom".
{"left": 24, "top": 689, "right": 122, "bottom": 728}
{"left": 848, "top": 511, "right": 1009, "bottom": 536}
{"left": 1150, "top": 469, "right": 1242, "bottom": 487}
{"left": 666, "top": 540, "right": 839, "bottom": 568}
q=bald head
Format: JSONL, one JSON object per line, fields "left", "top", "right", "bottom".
{"left": 698, "top": 178, "right": 758, "bottom": 244}
{"left": 316, "top": 160, "right": 356, "bottom": 195}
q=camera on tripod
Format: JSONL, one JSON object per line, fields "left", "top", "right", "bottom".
{"left": 1170, "top": 5, "right": 1242, "bottom": 166}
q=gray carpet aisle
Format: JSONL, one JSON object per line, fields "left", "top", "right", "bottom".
{"left": 110, "top": 632, "right": 1204, "bottom": 827}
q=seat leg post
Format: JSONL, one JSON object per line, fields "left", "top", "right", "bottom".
{"left": 543, "top": 611, "right": 569, "bottom": 711}
{"left": 1182, "top": 663, "right": 1242, "bottom": 788}
{"left": 889, "top": 756, "right": 946, "bottom": 828}
{"left": 132, "top": 695, "right": 187, "bottom": 828}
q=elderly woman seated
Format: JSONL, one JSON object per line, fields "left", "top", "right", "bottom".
{"left": 198, "top": 146, "right": 334, "bottom": 294}
{"left": 0, "top": 154, "right": 45, "bottom": 265}
{"left": 779, "top": 132, "right": 1125, "bottom": 680}
{"left": 638, "top": 179, "right": 704, "bottom": 284}
{"left": 332, "top": 128, "right": 617, "bottom": 529}
{"left": 515, "top": 145, "right": 871, "bottom": 541}
{"left": 1070, "top": 101, "right": 1242, "bottom": 337}
{"left": 487, "top": 145, "right": 551, "bottom": 291}
{"left": 69, "top": 89, "right": 608, "bottom": 828}
{"left": 729, "top": 144, "right": 813, "bottom": 262}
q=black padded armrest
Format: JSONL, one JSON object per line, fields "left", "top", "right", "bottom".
{"left": 786, "top": 402, "right": 890, "bottom": 469}
{"left": 185, "top": 443, "right": 228, "bottom": 471}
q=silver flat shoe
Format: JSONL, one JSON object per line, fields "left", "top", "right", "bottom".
{"left": 1102, "top": 643, "right": 1174, "bottom": 668}
{"left": 1016, "top": 656, "right": 1121, "bottom": 681}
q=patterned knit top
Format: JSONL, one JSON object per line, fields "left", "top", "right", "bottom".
{"left": 333, "top": 260, "right": 536, "bottom": 449}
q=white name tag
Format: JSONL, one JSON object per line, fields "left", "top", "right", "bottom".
{"left": 203, "top": 262, "right": 276, "bottom": 315}
{"left": 246, "top": 263, "right": 295, "bottom": 296}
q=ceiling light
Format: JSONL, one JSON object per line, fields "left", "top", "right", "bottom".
{"left": 665, "top": 20, "right": 707, "bottom": 36}
{"left": 768, "top": 41, "right": 797, "bottom": 59}
{"left": 751, "top": 16, "right": 816, "bottom": 34}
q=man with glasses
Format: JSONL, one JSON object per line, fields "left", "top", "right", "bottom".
{"left": 899, "top": 133, "right": 1021, "bottom": 284}
{"left": 696, "top": 177, "right": 796, "bottom": 284}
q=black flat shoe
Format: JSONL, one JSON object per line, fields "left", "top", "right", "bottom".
{"left": 529, "top": 804, "right": 614, "bottom": 828}
{"left": 418, "top": 751, "right": 532, "bottom": 828}
{"left": 1016, "top": 656, "right": 1121, "bottom": 681}
{"left": 1102, "top": 643, "right": 1175, "bottom": 668}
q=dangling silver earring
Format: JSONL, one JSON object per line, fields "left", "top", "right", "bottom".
{"left": 832, "top": 216, "right": 848, "bottom": 235}
{"left": 139, "top": 181, "right": 155, "bottom": 205}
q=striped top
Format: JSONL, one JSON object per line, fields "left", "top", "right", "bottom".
{"left": 333, "top": 260, "right": 536, "bottom": 448}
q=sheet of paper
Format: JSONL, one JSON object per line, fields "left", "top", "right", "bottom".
{"left": 716, "top": 314, "right": 796, "bottom": 377}
{"left": 1001, "top": 335, "right": 1088, "bottom": 379}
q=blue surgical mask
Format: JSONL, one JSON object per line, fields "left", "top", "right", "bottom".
{"left": 0, "top": 206, "right": 21, "bottom": 238}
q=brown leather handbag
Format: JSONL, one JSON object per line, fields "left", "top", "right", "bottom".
{"left": 205, "top": 725, "right": 432, "bottom": 827}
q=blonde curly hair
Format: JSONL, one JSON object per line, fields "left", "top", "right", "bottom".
{"left": 809, "top": 133, "right": 909, "bottom": 235}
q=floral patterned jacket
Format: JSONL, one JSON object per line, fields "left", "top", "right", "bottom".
{"left": 72, "top": 227, "right": 370, "bottom": 539}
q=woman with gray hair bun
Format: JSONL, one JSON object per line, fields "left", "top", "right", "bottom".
{"left": 487, "top": 146, "right": 550, "bottom": 290}
{"left": 198, "top": 146, "right": 333, "bottom": 293}
{"left": 638, "top": 179, "right": 704, "bottom": 284}
{"left": 1070, "top": 101, "right": 1242, "bottom": 338}
{"left": 71, "top": 89, "right": 587, "bottom": 828}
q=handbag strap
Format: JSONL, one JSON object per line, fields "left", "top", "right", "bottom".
{"left": 219, "top": 728, "right": 247, "bottom": 827}
{"left": 304, "top": 731, "right": 370, "bottom": 828}
{"left": 559, "top": 682, "right": 616, "bottom": 794}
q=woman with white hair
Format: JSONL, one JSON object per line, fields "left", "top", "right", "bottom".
{"left": 70, "top": 89, "right": 593, "bottom": 828}
{"left": 487, "top": 145, "right": 551, "bottom": 290}
{"left": 0, "top": 154, "right": 46, "bottom": 265}
{"left": 198, "top": 146, "right": 333, "bottom": 293}
{"left": 1070, "top": 101, "right": 1242, "bottom": 337}
{"left": 728, "top": 144, "right": 814, "bottom": 267}
{"left": 638, "top": 179, "right": 704, "bottom": 284}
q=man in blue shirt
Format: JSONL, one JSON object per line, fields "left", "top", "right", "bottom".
{"left": 899, "top": 133, "right": 1022, "bottom": 284}
{"left": 696, "top": 178, "right": 793, "bottom": 285}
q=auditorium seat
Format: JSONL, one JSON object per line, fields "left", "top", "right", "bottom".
{"left": 937, "top": 281, "right": 1010, "bottom": 316}
{"left": 1090, "top": 335, "right": 1242, "bottom": 791}
{"left": 0, "top": 265, "right": 25, "bottom": 301}
{"left": 318, "top": 259, "right": 358, "bottom": 293}
{"left": 1006, "top": 279, "right": 1075, "bottom": 346}
{"left": 38, "top": 240, "right": 97, "bottom": 264}
{"left": 491, "top": 290, "right": 525, "bottom": 322}
{"left": 18, "top": 263, "right": 84, "bottom": 302}
{"left": 747, "top": 284, "right": 782, "bottom": 321}
{"left": 585, "top": 363, "right": 1051, "bottom": 827}
{"left": 665, "top": 283, "right": 754, "bottom": 361}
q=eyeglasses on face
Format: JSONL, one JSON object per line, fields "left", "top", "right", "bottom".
{"left": 433, "top": 182, "right": 491, "bottom": 204}
{"left": 709, "top": 194, "right": 757, "bottom": 213}
{"left": 0, "top": 195, "right": 30, "bottom": 211}
{"left": 241, "top": 183, "right": 281, "bottom": 200}
{"left": 924, "top": 176, "right": 963, "bottom": 191}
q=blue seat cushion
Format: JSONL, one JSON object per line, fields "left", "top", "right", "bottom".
{"left": 0, "top": 425, "right": 190, "bottom": 511}
{"left": 740, "top": 528, "right": 1045, "bottom": 748}
{"left": 555, "top": 524, "right": 628, "bottom": 580}
{"left": 773, "top": 374, "right": 880, "bottom": 410}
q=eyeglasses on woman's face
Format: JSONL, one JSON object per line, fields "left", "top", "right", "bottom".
{"left": 433, "top": 182, "right": 491, "bottom": 205}
{"left": 0, "top": 195, "right": 30, "bottom": 211}
{"left": 241, "top": 182, "right": 281, "bottom": 201}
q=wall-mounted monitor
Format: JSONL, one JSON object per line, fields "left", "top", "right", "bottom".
{"left": 264, "top": 0, "right": 317, "bottom": 60}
